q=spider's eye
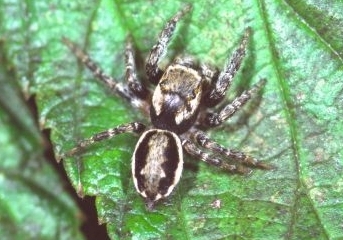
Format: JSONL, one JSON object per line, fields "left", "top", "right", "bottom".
{"left": 189, "top": 87, "right": 200, "bottom": 100}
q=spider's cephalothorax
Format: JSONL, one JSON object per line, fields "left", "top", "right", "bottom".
{"left": 151, "top": 61, "right": 205, "bottom": 134}
{"left": 61, "top": 5, "right": 271, "bottom": 210}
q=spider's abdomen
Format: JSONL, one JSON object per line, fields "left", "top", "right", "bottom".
{"left": 150, "top": 64, "right": 203, "bottom": 134}
{"left": 132, "top": 129, "right": 183, "bottom": 209}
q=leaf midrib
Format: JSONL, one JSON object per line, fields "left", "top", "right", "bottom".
{"left": 257, "top": 0, "right": 331, "bottom": 238}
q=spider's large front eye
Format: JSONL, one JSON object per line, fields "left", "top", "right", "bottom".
{"left": 132, "top": 129, "right": 183, "bottom": 210}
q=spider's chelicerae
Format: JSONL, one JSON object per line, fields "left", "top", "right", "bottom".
{"left": 62, "top": 5, "right": 271, "bottom": 210}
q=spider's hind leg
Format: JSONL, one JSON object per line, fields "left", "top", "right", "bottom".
{"left": 60, "top": 122, "right": 146, "bottom": 159}
{"left": 191, "top": 130, "right": 272, "bottom": 170}
{"left": 182, "top": 138, "right": 250, "bottom": 174}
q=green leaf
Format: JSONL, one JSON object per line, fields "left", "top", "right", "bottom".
{"left": 0, "top": 14, "right": 84, "bottom": 240}
{"left": 6, "top": 0, "right": 343, "bottom": 239}
{"left": 0, "top": 109, "right": 83, "bottom": 239}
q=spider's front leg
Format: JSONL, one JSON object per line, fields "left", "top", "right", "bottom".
{"left": 205, "top": 28, "right": 251, "bottom": 107}
{"left": 60, "top": 122, "right": 146, "bottom": 159}
{"left": 146, "top": 4, "right": 192, "bottom": 84}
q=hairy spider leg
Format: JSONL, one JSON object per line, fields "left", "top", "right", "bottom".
{"left": 146, "top": 4, "right": 192, "bottom": 84}
{"left": 62, "top": 37, "right": 144, "bottom": 108}
{"left": 202, "top": 78, "right": 266, "bottom": 128}
{"left": 62, "top": 122, "right": 146, "bottom": 158}
{"left": 125, "top": 37, "right": 150, "bottom": 99}
{"left": 205, "top": 28, "right": 251, "bottom": 107}
{"left": 190, "top": 130, "right": 272, "bottom": 169}
{"left": 182, "top": 138, "right": 250, "bottom": 174}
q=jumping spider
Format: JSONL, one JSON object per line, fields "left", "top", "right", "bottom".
{"left": 61, "top": 5, "right": 270, "bottom": 210}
